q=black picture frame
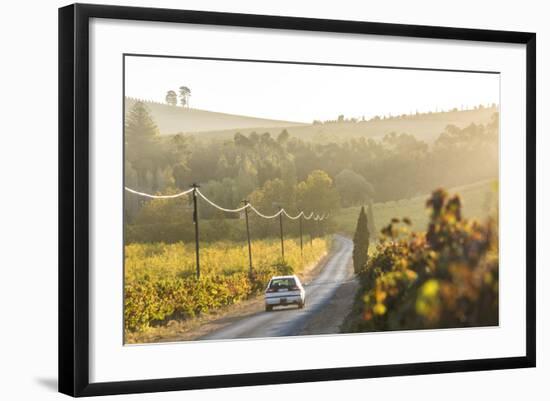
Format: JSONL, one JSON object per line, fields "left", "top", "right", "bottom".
{"left": 59, "top": 3, "right": 536, "bottom": 397}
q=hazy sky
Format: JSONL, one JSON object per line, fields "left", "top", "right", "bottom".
{"left": 125, "top": 56, "right": 499, "bottom": 123}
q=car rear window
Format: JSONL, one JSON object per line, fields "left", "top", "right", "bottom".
{"left": 269, "top": 278, "right": 296, "bottom": 289}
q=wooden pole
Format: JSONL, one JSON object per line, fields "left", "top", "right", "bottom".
{"left": 242, "top": 200, "right": 253, "bottom": 275}
{"left": 310, "top": 219, "right": 313, "bottom": 246}
{"left": 279, "top": 208, "right": 285, "bottom": 262}
{"left": 191, "top": 183, "right": 200, "bottom": 278}
{"left": 317, "top": 219, "right": 321, "bottom": 239}
{"left": 299, "top": 215, "right": 303, "bottom": 257}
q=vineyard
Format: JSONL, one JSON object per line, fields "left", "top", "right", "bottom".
{"left": 124, "top": 237, "right": 330, "bottom": 334}
{"left": 343, "top": 188, "right": 498, "bottom": 332}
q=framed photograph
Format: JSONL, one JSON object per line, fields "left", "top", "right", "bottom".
{"left": 59, "top": 3, "right": 536, "bottom": 397}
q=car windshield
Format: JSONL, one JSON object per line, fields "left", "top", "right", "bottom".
{"left": 269, "top": 278, "right": 296, "bottom": 289}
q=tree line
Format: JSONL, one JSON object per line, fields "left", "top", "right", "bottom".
{"left": 124, "top": 101, "right": 498, "bottom": 242}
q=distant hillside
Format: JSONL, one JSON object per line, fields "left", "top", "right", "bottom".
{"left": 125, "top": 97, "right": 306, "bottom": 135}
{"left": 126, "top": 97, "right": 498, "bottom": 143}
{"left": 190, "top": 106, "right": 498, "bottom": 143}
{"left": 336, "top": 179, "right": 497, "bottom": 236}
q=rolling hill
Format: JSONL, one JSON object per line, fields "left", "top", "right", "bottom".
{"left": 335, "top": 179, "right": 498, "bottom": 236}
{"left": 126, "top": 97, "right": 498, "bottom": 143}
{"left": 190, "top": 107, "right": 498, "bottom": 143}
{"left": 125, "top": 97, "right": 306, "bottom": 135}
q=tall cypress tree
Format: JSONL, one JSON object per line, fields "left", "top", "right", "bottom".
{"left": 125, "top": 101, "right": 159, "bottom": 188}
{"left": 353, "top": 206, "right": 370, "bottom": 274}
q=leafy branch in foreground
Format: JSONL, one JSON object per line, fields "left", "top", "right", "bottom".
{"left": 346, "top": 188, "right": 498, "bottom": 332}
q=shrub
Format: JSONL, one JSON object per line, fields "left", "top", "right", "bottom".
{"left": 347, "top": 188, "right": 498, "bottom": 332}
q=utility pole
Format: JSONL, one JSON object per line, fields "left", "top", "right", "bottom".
{"left": 191, "top": 183, "right": 200, "bottom": 278}
{"left": 242, "top": 200, "right": 253, "bottom": 276}
{"left": 310, "top": 219, "right": 313, "bottom": 246}
{"left": 317, "top": 218, "right": 321, "bottom": 239}
{"left": 299, "top": 214, "right": 303, "bottom": 257}
{"left": 279, "top": 207, "right": 285, "bottom": 262}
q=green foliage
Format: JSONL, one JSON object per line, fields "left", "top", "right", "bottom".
{"left": 334, "top": 169, "right": 374, "bottom": 207}
{"left": 250, "top": 178, "right": 294, "bottom": 213}
{"left": 345, "top": 189, "right": 498, "bottom": 332}
{"left": 271, "top": 260, "right": 294, "bottom": 276}
{"left": 179, "top": 86, "right": 191, "bottom": 107}
{"left": 125, "top": 102, "right": 162, "bottom": 186}
{"left": 366, "top": 198, "right": 377, "bottom": 238}
{"left": 296, "top": 170, "right": 340, "bottom": 215}
{"left": 124, "top": 105, "right": 498, "bottom": 239}
{"left": 125, "top": 273, "right": 252, "bottom": 331}
{"left": 165, "top": 90, "right": 177, "bottom": 106}
{"left": 132, "top": 188, "right": 192, "bottom": 225}
{"left": 352, "top": 206, "right": 370, "bottom": 274}
{"left": 125, "top": 209, "right": 332, "bottom": 244}
{"left": 125, "top": 101, "right": 159, "bottom": 140}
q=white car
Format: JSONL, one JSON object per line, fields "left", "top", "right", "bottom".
{"left": 264, "top": 275, "right": 306, "bottom": 311}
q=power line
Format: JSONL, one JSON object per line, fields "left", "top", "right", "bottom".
{"left": 124, "top": 185, "right": 330, "bottom": 278}
{"left": 196, "top": 189, "right": 249, "bottom": 213}
{"left": 248, "top": 205, "right": 284, "bottom": 220}
{"left": 124, "top": 186, "right": 193, "bottom": 199}
{"left": 283, "top": 210, "right": 307, "bottom": 220}
{"left": 124, "top": 186, "right": 329, "bottom": 221}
